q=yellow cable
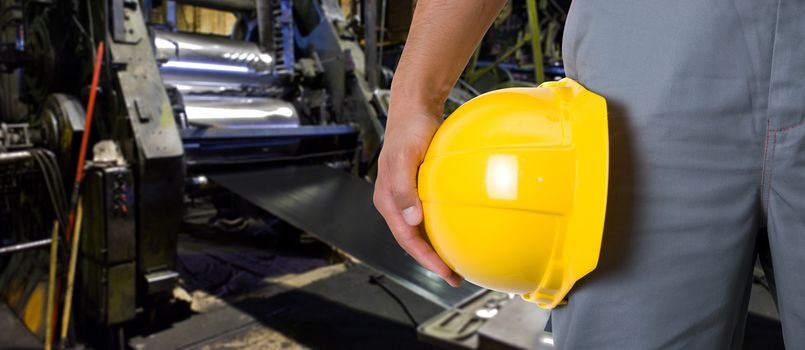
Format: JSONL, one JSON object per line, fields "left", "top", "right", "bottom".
{"left": 60, "top": 200, "right": 83, "bottom": 341}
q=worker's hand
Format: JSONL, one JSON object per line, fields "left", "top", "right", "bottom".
{"left": 373, "top": 111, "right": 463, "bottom": 288}
{"left": 372, "top": 0, "right": 506, "bottom": 289}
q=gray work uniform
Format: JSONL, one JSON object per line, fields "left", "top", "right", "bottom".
{"left": 553, "top": 1, "right": 805, "bottom": 348}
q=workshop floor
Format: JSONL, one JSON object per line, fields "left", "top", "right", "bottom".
{"left": 0, "top": 199, "right": 788, "bottom": 349}
{"left": 128, "top": 234, "right": 444, "bottom": 350}
{"left": 0, "top": 303, "right": 40, "bottom": 349}
{"left": 126, "top": 199, "right": 446, "bottom": 350}
{"left": 0, "top": 266, "right": 786, "bottom": 350}
{"left": 124, "top": 204, "right": 785, "bottom": 350}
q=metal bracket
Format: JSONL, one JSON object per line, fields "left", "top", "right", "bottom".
{"left": 145, "top": 270, "right": 179, "bottom": 295}
{"left": 0, "top": 123, "right": 33, "bottom": 149}
{"left": 133, "top": 99, "right": 150, "bottom": 123}
{"left": 110, "top": 0, "right": 142, "bottom": 44}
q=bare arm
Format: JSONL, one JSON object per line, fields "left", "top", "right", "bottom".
{"left": 373, "top": 0, "right": 507, "bottom": 287}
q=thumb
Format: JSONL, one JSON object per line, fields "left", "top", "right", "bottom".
{"left": 393, "top": 182, "right": 423, "bottom": 226}
{"left": 387, "top": 150, "right": 425, "bottom": 226}
{"left": 401, "top": 203, "right": 422, "bottom": 226}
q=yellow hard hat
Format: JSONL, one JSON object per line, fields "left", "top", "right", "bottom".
{"left": 418, "top": 78, "right": 608, "bottom": 309}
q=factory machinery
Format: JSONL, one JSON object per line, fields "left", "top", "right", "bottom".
{"left": 0, "top": 0, "right": 497, "bottom": 348}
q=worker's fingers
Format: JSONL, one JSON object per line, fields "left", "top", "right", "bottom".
{"left": 379, "top": 149, "right": 424, "bottom": 226}
{"left": 373, "top": 112, "right": 460, "bottom": 286}
{"left": 397, "top": 230, "right": 463, "bottom": 288}
{"left": 374, "top": 192, "right": 462, "bottom": 287}
{"left": 378, "top": 115, "right": 441, "bottom": 225}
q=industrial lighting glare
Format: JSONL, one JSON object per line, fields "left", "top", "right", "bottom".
{"left": 154, "top": 37, "right": 202, "bottom": 50}
{"left": 270, "top": 107, "right": 295, "bottom": 118}
{"left": 155, "top": 38, "right": 176, "bottom": 49}
{"left": 185, "top": 106, "right": 296, "bottom": 120}
{"left": 259, "top": 53, "right": 273, "bottom": 64}
{"left": 423, "top": 270, "right": 440, "bottom": 280}
{"left": 178, "top": 42, "right": 203, "bottom": 50}
{"left": 162, "top": 61, "right": 250, "bottom": 73}
{"left": 475, "top": 308, "right": 498, "bottom": 319}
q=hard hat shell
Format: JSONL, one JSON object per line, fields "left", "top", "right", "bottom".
{"left": 418, "top": 78, "right": 608, "bottom": 309}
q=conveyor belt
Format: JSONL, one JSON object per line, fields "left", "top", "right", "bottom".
{"left": 211, "top": 165, "right": 483, "bottom": 308}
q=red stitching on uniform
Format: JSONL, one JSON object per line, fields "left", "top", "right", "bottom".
{"left": 771, "top": 118, "right": 805, "bottom": 132}
{"left": 760, "top": 119, "right": 771, "bottom": 214}
{"left": 764, "top": 130, "right": 778, "bottom": 212}
{"left": 763, "top": 119, "right": 770, "bottom": 162}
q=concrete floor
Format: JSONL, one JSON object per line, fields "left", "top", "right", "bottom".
{"left": 0, "top": 303, "right": 40, "bottom": 350}
{"left": 0, "top": 203, "right": 788, "bottom": 349}
{"left": 0, "top": 261, "right": 787, "bottom": 350}
{"left": 127, "top": 230, "right": 445, "bottom": 350}
{"left": 130, "top": 230, "right": 786, "bottom": 350}
{"left": 1, "top": 269, "right": 782, "bottom": 350}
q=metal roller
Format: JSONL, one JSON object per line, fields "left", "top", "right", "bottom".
{"left": 153, "top": 29, "right": 274, "bottom": 87}
{"left": 161, "top": 70, "right": 261, "bottom": 94}
{"left": 182, "top": 95, "right": 299, "bottom": 128}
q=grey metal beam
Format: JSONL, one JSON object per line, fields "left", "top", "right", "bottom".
{"left": 173, "top": 0, "right": 256, "bottom": 11}
{"left": 364, "top": 0, "right": 380, "bottom": 91}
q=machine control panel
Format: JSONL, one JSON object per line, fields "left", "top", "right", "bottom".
{"left": 112, "top": 171, "right": 130, "bottom": 215}
{"left": 82, "top": 166, "right": 136, "bottom": 264}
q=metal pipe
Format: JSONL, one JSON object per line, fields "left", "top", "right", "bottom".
{"left": 364, "top": 0, "right": 379, "bottom": 91}
{"left": 0, "top": 238, "right": 53, "bottom": 255}
{"left": 465, "top": 33, "right": 532, "bottom": 85}
{"left": 378, "top": 0, "right": 387, "bottom": 80}
{"left": 166, "top": 0, "right": 177, "bottom": 28}
{"left": 172, "top": 0, "right": 256, "bottom": 11}
{"left": 526, "top": 0, "right": 545, "bottom": 83}
{"left": 0, "top": 150, "right": 31, "bottom": 164}
{"left": 160, "top": 71, "right": 266, "bottom": 93}
{"left": 256, "top": 0, "right": 274, "bottom": 53}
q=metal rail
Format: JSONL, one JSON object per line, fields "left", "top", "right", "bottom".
{"left": 0, "top": 238, "right": 53, "bottom": 255}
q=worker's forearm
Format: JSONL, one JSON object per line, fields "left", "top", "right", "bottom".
{"left": 390, "top": 0, "right": 507, "bottom": 117}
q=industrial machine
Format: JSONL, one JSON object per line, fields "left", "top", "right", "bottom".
{"left": 0, "top": 0, "right": 485, "bottom": 347}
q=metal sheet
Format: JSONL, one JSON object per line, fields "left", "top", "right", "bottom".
{"left": 211, "top": 165, "right": 484, "bottom": 308}
{"left": 477, "top": 298, "right": 553, "bottom": 349}
{"left": 182, "top": 96, "right": 300, "bottom": 128}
